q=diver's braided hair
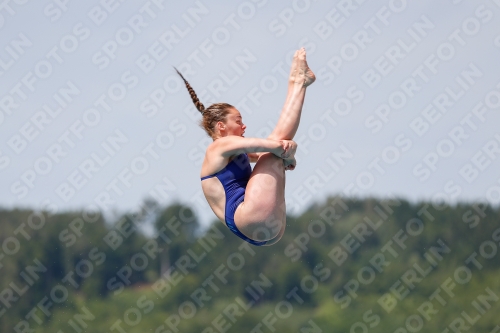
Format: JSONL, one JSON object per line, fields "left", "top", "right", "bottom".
{"left": 175, "top": 67, "right": 233, "bottom": 139}
{"left": 174, "top": 67, "right": 205, "bottom": 113}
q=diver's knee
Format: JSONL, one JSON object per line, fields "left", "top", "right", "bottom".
{"left": 257, "top": 152, "right": 279, "bottom": 162}
{"left": 257, "top": 153, "right": 284, "bottom": 175}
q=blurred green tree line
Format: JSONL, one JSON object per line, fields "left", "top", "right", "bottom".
{"left": 0, "top": 197, "right": 499, "bottom": 332}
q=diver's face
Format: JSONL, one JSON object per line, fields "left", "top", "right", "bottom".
{"left": 223, "top": 108, "right": 246, "bottom": 137}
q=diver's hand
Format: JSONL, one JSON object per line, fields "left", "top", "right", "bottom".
{"left": 280, "top": 140, "right": 297, "bottom": 159}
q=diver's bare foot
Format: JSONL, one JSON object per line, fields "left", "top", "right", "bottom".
{"left": 299, "top": 48, "right": 316, "bottom": 87}
{"left": 283, "top": 156, "right": 296, "bottom": 171}
{"left": 296, "top": 48, "right": 315, "bottom": 87}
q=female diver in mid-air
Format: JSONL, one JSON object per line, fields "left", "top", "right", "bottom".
{"left": 176, "top": 48, "right": 315, "bottom": 246}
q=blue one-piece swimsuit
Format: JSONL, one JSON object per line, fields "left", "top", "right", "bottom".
{"left": 201, "top": 153, "right": 267, "bottom": 246}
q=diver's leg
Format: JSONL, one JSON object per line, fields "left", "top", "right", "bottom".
{"left": 261, "top": 199, "right": 286, "bottom": 246}
{"left": 267, "top": 47, "right": 315, "bottom": 141}
{"left": 234, "top": 153, "right": 286, "bottom": 241}
{"left": 233, "top": 49, "right": 315, "bottom": 243}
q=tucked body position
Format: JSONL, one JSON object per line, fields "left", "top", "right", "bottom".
{"left": 176, "top": 48, "right": 315, "bottom": 246}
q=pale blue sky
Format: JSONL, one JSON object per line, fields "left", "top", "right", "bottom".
{"left": 1, "top": 0, "right": 499, "bottom": 226}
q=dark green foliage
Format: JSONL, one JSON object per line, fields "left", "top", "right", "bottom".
{"left": 0, "top": 198, "right": 499, "bottom": 333}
